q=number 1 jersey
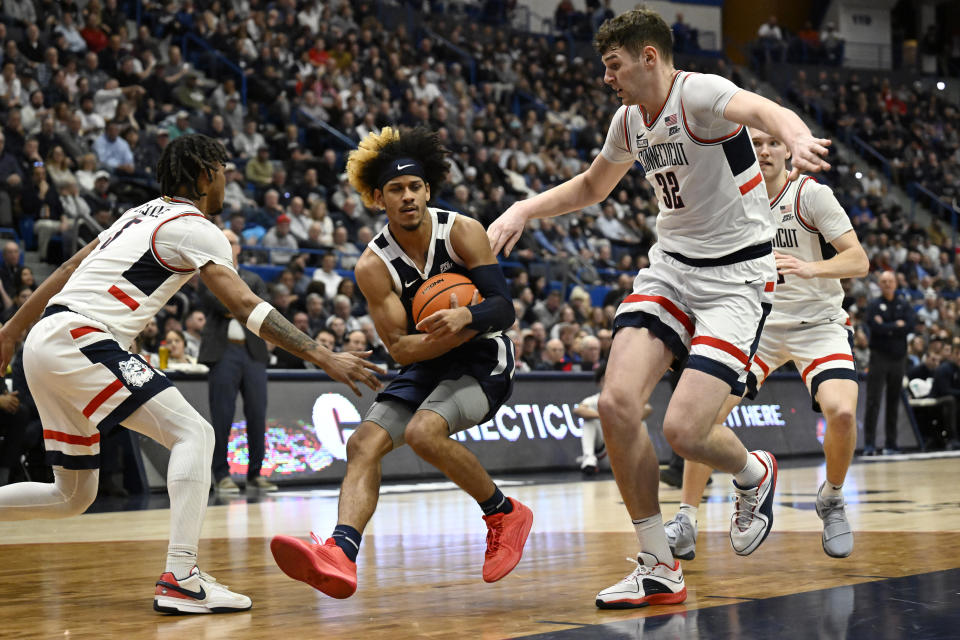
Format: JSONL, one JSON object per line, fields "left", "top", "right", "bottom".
{"left": 601, "top": 71, "right": 773, "bottom": 259}
{"left": 49, "top": 197, "right": 236, "bottom": 350}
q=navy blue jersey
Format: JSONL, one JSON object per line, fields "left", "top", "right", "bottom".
{"left": 367, "top": 208, "right": 515, "bottom": 420}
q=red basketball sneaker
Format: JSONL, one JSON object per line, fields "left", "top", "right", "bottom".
{"left": 482, "top": 498, "right": 533, "bottom": 583}
{"left": 270, "top": 533, "right": 358, "bottom": 598}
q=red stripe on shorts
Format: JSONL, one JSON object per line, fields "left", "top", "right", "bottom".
{"left": 622, "top": 294, "right": 695, "bottom": 336}
{"left": 43, "top": 429, "right": 101, "bottom": 446}
{"left": 739, "top": 172, "right": 763, "bottom": 195}
{"left": 69, "top": 326, "right": 104, "bottom": 339}
{"left": 764, "top": 281, "right": 775, "bottom": 293}
{"left": 108, "top": 285, "right": 139, "bottom": 310}
{"left": 753, "top": 355, "right": 770, "bottom": 378}
{"left": 801, "top": 353, "right": 854, "bottom": 385}
{"left": 691, "top": 336, "right": 749, "bottom": 366}
{"left": 82, "top": 379, "right": 124, "bottom": 418}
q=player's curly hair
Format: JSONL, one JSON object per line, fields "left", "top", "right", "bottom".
{"left": 346, "top": 126, "right": 449, "bottom": 209}
{"left": 157, "top": 133, "right": 229, "bottom": 202}
{"left": 594, "top": 9, "right": 673, "bottom": 62}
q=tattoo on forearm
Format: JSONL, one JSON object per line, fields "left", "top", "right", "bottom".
{"left": 259, "top": 309, "right": 316, "bottom": 356}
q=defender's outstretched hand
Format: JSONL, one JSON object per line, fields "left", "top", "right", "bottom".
{"left": 788, "top": 135, "right": 831, "bottom": 180}
{"left": 315, "top": 350, "right": 383, "bottom": 397}
{"left": 487, "top": 203, "right": 528, "bottom": 257}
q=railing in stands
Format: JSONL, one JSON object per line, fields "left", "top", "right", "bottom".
{"left": 241, "top": 244, "right": 634, "bottom": 308}
{"left": 180, "top": 32, "right": 248, "bottom": 106}
{"left": 294, "top": 108, "right": 357, "bottom": 151}
{"left": 849, "top": 135, "right": 893, "bottom": 181}
{"left": 849, "top": 135, "right": 959, "bottom": 244}
{"left": 512, "top": 89, "right": 548, "bottom": 117}
{"left": 909, "top": 182, "right": 959, "bottom": 248}
{"left": 420, "top": 27, "right": 477, "bottom": 85}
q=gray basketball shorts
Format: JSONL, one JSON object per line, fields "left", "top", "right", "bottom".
{"left": 364, "top": 375, "right": 490, "bottom": 449}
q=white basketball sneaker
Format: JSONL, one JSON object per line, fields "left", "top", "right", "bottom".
{"left": 664, "top": 512, "right": 698, "bottom": 560}
{"left": 154, "top": 566, "right": 252, "bottom": 614}
{"left": 729, "top": 450, "right": 778, "bottom": 556}
{"left": 595, "top": 552, "right": 687, "bottom": 609}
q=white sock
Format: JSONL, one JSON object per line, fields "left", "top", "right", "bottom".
{"left": 632, "top": 514, "right": 673, "bottom": 566}
{"left": 819, "top": 481, "right": 843, "bottom": 499}
{"left": 166, "top": 544, "right": 198, "bottom": 579}
{"left": 678, "top": 503, "right": 698, "bottom": 523}
{"left": 733, "top": 452, "right": 766, "bottom": 488}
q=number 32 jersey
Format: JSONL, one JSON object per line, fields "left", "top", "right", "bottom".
{"left": 601, "top": 71, "right": 773, "bottom": 260}
{"left": 49, "top": 196, "right": 235, "bottom": 350}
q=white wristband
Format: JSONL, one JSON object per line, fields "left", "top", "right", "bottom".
{"left": 245, "top": 301, "right": 274, "bottom": 337}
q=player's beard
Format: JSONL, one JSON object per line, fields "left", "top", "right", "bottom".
{"left": 397, "top": 204, "right": 426, "bottom": 231}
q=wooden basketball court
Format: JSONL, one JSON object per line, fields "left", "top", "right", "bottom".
{"left": 1, "top": 455, "right": 958, "bottom": 638}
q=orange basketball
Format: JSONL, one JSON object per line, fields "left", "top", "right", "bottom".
{"left": 411, "top": 272, "right": 482, "bottom": 325}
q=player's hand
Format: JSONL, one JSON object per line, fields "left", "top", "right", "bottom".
{"left": 487, "top": 202, "right": 529, "bottom": 257}
{"left": 774, "top": 251, "right": 817, "bottom": 279}
{"left": 0, "top": 391, "right": 19, "bottom": 413}
{"left": 316, "top": 350, "right": 383, "bottom": 397}
{"left": 787, "top": 134, "right": 831, "bottom": 180}
{"left": 416, "top": 292, "right": 476, "bottom": 341}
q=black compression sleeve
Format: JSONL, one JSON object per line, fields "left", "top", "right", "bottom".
{"left": 466, "top": 263, "right": 515, "bottom": 333}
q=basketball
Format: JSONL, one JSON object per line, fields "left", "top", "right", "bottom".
{"left": 411, "top": 272, "right": 481, "bottom": 325}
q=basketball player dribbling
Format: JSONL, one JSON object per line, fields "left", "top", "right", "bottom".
{"left": 270, "top": 127, "right": 533, "bottom": 598}
{"left": 488, "top": 9, "right": 832, "bottom": 608}
{"left": 0, "top": 134, "right": 381, "bottom": 614}
{"left": 664, "top": 128, "right": 868, "bottom": 561}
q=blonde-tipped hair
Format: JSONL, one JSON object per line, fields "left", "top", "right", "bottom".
{"left": 346, "top": 127, "right": 401, "bottom": 209}
{"left": 345, "top": 126, "right": 449, "bottom": 209}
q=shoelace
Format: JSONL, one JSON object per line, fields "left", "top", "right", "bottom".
{"left": 485, "top": 519, "right": 504, "bottom": 556}
{"left": 195, "top": 568, "right": 230, "bottom": 590}
{"left": 619, "top": 557, "right": 652, "bottom": 583}
{"left": 818, "top": 497, "right": 846, "bottom": 524}
{"left": 665, "top": 516, "right": 692, "bottom": 543}
{"left": 732, "top": 487, "right": 760, "bottom": 531}
{"left": 310, "top": 531, "right": 322, "bottom": 545}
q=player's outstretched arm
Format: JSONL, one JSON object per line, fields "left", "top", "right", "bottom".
{"left": 199, "top": 262, "right": 381, "bottom": 396}
{"left": 355, "top": 250, "right": 473, "bottom": 366}
{"left": 0, "top": 238, "right": 100, "bottom": 371}
{"left": 723, "top": 91, "right": 831, "bottom": 180}
{"left": 488, "top": 154, "right": 632, "bottom": 257}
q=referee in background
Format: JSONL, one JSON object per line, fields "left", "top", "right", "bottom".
{"left": 863, "top": 271, "right": 915, "bottom": 455}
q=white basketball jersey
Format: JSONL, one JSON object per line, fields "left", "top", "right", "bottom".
{"left": 767, "top": 175, "right": 853, "bottom": 326}
{"left": 49, "top": 196, "right": 235, "bottom": 349}
{"left": 601, "top": 71, "right": 773, "bottom": 259}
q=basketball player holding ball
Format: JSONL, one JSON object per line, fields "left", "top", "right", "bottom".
{"left": 271, "top": 127, "right": 532, "bottom": 598}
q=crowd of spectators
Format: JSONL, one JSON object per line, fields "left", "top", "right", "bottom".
{"left": 751, "top": 15, "right": 846, "bottom": 70}
{"left": 781, "top": 67, "right": 960, "bottom": 205}
{"left": 0, "top": 2, "right": 960, "bottom": 450}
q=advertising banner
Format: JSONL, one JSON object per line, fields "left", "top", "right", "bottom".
{"left": 139, "top": 372, "right": 917, "bottom": 488}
